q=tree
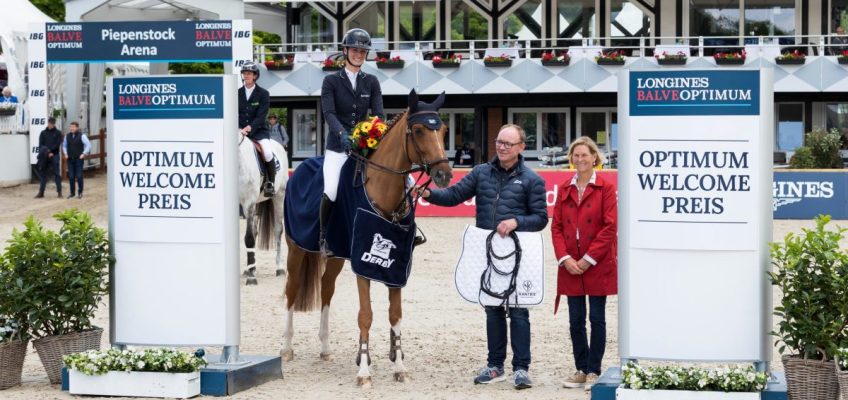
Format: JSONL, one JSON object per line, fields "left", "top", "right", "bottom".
{"left": 30, "top": 0, "right": 64, "bottom": 22}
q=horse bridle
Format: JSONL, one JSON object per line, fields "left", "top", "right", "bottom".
{"left": 348, "top": 110, "right": 450, "bottom": 220}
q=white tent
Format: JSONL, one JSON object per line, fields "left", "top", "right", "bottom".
{"left": 0, "top": 0, "right": 55, "bottom": 103}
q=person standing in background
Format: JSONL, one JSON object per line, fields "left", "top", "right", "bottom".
{"left": 63, "top": 121, "right": 90, "bottom": 199}
{"left": 268, "top": 113, "right": 289, "bottom": 149}
{"left": 35, "top": 117, "right": 63, "bottom": 198}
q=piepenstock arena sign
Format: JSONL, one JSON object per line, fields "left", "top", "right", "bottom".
{"left": 46, "top": 20, "right": 237, "bottom": 62}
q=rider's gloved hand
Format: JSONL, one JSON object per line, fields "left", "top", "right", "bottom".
{"left": 340, "top": 131, "right": 353, "bottom": 153}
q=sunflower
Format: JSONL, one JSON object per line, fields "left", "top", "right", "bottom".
{"left": 366, "top": 138, "right": 378, "bottom": 148}
{"left": 360, "top": 122, "right": 373, "bottom": 133}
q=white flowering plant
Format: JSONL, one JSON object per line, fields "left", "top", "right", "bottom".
{"left": 621, "top": 362, "right": 768, "bottom": 392}
{"left": 0, "top": 318, "right": 24, "bottom": 343}
{"left": 838, "top": 348, "right": 848, "bottom": 371}
{"left": 0, "top": 102, "right": 15, "bottom": 110}
{"left": 63, "top": 348, "right": 207, "bottom": 376}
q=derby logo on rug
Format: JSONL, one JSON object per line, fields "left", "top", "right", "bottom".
{"left": 361, "top": 233, "right": 397, "bottom": 268}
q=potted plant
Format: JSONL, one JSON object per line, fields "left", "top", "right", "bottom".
{"left": 0, "top": 102, "right": 15, "bottom": 117}
{"left": 483, "top": 54, "right": 513, "bottom": 67}
{"left": 769, "top": 215, "right": 848, "bottom": 400}
{"left": 541, "top": 51, "right": 570, "bottom": 66}
{"left": 0, "top": 318, "right": 27, "bottom": 390}
{"left": 264, "top": 55, "right": 294, "bottom": 71}
{"left": 595, "top": 50, "right": 626, "bottom": 66}
{"left": 837, "top": 348, "right": 848, "bottom": 400}
{"left": 619, "top": 362, "right": 768, "bottom": 399}
{"left": 3, "top": 210, "right": 111, "bottom": 384}
{"left": 64, "top": 348, "right": 206, "bottom": 398}
{"left": 775, "top": 50, "right": 806, "bottom": 65}
{"left": 713, "top": 50, "right": 746, "bottom": 65}
{"left": 321, "top": 57, "right": 345, "bottom": 72}
{"left": 655, "top": 51, "right": 688, "bottom": 66}
{"left": 838, "top": 50, "right": 848, "bottom": 65}
{"left": 376, "top": 55, "right": 405, "bottom": 69}
{"left": 432, "top": 54, "right": 461, "bottom": 68}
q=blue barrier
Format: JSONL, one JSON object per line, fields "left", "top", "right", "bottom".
{"left": 773, "top": 171, "right": 848, "bottom": 219}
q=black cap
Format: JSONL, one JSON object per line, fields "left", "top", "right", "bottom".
{"left": 47, "top": 117, "right": 56, "bottom": 123}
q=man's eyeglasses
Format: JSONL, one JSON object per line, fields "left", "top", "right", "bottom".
{"left": 495, "top": 140, "right": 522, "bottom": 149}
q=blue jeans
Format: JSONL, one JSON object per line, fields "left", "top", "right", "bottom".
{"left": 567, "top": 295, "right": 607, "bottom": 375}
{"left": 39, "top": 155, "right": 61, "bottom": 194}
{"left": 484, "top": 306, "right": 530, "bottom": 371}
{"left": 67, "top": 158, "right": 84, "bottom": 195}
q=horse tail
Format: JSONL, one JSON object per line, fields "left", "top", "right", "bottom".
{"left": 256, "top": 199, "right": 276, "bottom": 251}
{"left": 292, "top": 251, "right": 324, "bottom": 312}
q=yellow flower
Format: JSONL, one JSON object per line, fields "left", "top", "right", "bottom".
{"left": 360, "top": 122, "right": 373, "bottom": 133}
{"left": 376, "top": 123, "right": 387, "bottom": 134}
{"left": 366, "top": 138, "right": 378, "bottom": 148}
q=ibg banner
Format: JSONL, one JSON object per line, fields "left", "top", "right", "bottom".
{"left": 108, "top": 75, "right": 239, "bottom": 347}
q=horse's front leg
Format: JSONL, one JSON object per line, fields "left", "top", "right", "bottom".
{"left": 319, "top": 258, "right": 344, "bottom": 360}
{"left": 356, "top": 276, "right": 373, "bottom": 388}
{"left": 273, "top": 195, "right": 286, "bottom": 277}
{"left": 388, "top": 287, "right": 409, "bottom": 382}
{"left": 243, "top": 204, "right": 258, "bottom": 285}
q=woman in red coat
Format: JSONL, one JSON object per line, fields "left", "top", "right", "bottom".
{"left": 550, "top": 136, "right": 617, "bottom": 391}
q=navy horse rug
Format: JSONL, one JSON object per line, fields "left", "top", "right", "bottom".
{"left": 284, "top": 157, "right": 416, "bottom": 288}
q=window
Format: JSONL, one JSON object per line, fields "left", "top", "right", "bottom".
{"left": 508, "top": 108, "right": 570, "bottom": 158}
{"left": 831, "top": 0, "right": 848, "bottom": 33}
{"left": 611, "top": 0, "right": 652, "bottom": 49}
{"left": 348, "top": 3, "right": 387, "bottom": 47}
{"left": 293, "top": 110, "right": 318, "bottom": 158}
{"left": 558, "top": 0, "right": 596, "bottom": 43}
{"left": 688, "top": 1, "right": 799, "bottom": 50}
{"left": 826, "top": 103, "right": 848, "bottom": 149}
{"left": 744, "top": 0, "right": 795, "bottom": 37}
{"left": 450, "top": 0, "right": 489, "bottom": 49}
{"left": 399, "top": 1, "right": 437, "bottom": 46}
{"left": 295, "top": 5, "right": 334, "bottom": 46}
{"left": 776, "top": 103, "right": 803, "bottom": 151}
{"left": 502, "top": 0, "right": 543, "bottom": 45}
{"left": 689, "top": 0, "right": 741, "bottom": 37}
{"left": 576, "top": 108, "right": 617, "bottom": 165}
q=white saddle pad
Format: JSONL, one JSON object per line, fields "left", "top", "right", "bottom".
{"left": 454, "top": 225, "right": 545, "bottom": 307}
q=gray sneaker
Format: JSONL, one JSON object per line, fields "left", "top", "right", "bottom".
{"left": 473, "top": 366, "right": 506, "bottom": 384}
{"left": 513, "top": 369, "right": 532, "bottom": 390}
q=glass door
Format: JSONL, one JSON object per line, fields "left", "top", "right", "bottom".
{"left": 576, "top": 107, "right": 617, "bottom": 167}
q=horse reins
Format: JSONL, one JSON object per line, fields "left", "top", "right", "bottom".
{"left": 479, "top": 230, "right": 523, "bottom": 311}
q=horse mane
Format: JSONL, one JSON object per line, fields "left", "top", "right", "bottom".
{"left": 385, "top": 109, "right": 408, "bottom": 133}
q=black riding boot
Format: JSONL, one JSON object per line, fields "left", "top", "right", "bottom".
{"left": 319, "top": 194, "right": 334, "bottom": 256}
{"left": 263, "top": 160, "right": 276, "bottom": 197}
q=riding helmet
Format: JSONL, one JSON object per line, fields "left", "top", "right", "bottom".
{"left": 342, "top": 28, "right": 371, "bottom": 50}
{"left": 241, "top": 61, "right": 260, "bottom": 79}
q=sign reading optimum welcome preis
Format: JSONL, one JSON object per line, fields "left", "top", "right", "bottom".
{"left": 618, "top": 70, "right": 773, "bottom": 362}
{"left": 108, "top": 75, "right": 239, "bottom": 346}
{"left": 27, "top": 20, "right": 253, "bottom": 163}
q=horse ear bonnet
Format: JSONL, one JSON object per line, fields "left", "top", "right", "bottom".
{"left": 408, "top": 91, "right": 445, "bottom": 130}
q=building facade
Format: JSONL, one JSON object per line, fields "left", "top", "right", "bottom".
{"left": 260, "top": 0, "right": 848, "bottom": 166}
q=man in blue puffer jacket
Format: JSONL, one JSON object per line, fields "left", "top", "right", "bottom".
{"left": 418, "top": 123, "right": 547, "bottom": 390}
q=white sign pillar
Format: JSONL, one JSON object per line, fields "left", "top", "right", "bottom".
{"left": 618, "top": 69, "right": 773, "bottom": 364}
{"left": 107, "top": 75, "right": 239, "bottom": 347}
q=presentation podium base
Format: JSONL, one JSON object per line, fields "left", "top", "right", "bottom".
{"left": 591, "top": 367, "right": 787, "bottom": 400}
{"left": 200, "top": 354, "right": 282, "bottom": 396}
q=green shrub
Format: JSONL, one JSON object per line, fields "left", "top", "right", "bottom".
{"left": 0, "top": 210, "right": 111, "bottom": 339}
{"left": 789, "top": 146, "right": 815, "bottom": 169}
{"left": 769, "top": 215, "right": 848, "bottom": 360}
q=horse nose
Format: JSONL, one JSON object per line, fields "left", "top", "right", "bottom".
{"left": 433, "top": 169, "right": 452, "bottom": 188}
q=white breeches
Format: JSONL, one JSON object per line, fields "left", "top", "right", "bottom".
{"left": 322, "top": 150, "right": 348, "bottom": 201}
{"left": 258, "top": 138, "right": 273, "bottom": 162}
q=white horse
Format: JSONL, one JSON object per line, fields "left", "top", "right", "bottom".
{"left": 239, "top": 135, "right": 288, "bottom": 285}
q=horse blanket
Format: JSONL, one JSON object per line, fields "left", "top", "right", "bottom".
{"left": 284, "top": 157, "right": 416, "bottom": 287}
{"left": 454, "top": 225, "right": 545, "bottom": 307}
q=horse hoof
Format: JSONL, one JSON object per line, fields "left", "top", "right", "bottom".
{"left": 246, "top": 278, "right": 258, "bottom": 286}
{"left": 275, "top": 269, "right": 286, "bottom": 277}
{"left": 280, "top": 348, "right": 294, "bottom": 362}
{"left": 319, "top": 352, "right": 332, "bottom": 361}
{"left": 356, "top": 376, "right": 372, "bottom": 388}
{"left": 394, "top": 372, "right": 410, "bottom": 382}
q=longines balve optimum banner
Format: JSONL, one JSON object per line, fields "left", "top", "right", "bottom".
{"left": 618, "top": 69, "right": 773, "bottom": 362}
{"left": 107, "top": 75, "right": 239, "bottom": 346}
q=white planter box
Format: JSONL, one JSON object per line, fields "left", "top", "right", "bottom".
{"left": 617, "top": 388, "right": 760, "bottom": 400}
{"left": 68, "top": 369, "right": 200, "bottom": 398}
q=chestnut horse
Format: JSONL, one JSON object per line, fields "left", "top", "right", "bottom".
{"left": 281, "top": 90, "right": 452, "bottom": 387}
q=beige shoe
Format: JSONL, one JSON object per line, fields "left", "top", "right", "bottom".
{"left": 563, "top": 371, "right": 587, "bottom": 388}
{"left": 584, "top": 373, "right": 599, "bottom": 391}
